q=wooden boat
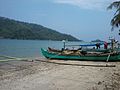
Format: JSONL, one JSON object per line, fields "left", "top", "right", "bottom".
{"left": 41, "top": 48, "right": 120, "bottom": 61}
{"left": 48, "top": 47, "right": 110, "bottom": 53}
{"left": 48, "top": 47, "right": 62, "bottom": 53}
{"left": 48, "top": 47, "right": 80, "bottom": 54}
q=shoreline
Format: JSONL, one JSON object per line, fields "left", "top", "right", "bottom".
{"left": 0, "top": 58, "right": 120, "bottom": 90}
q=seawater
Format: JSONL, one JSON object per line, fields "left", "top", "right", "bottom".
{"left": 0, "top": 39, "right": 88, "bottom": 58}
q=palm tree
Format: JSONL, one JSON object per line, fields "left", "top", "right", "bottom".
{"left": 108, "top": 1, "right": 120, "bottom": 30}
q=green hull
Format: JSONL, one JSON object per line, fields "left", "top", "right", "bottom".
{"left": 41, "top": 48, "right": 120, "bottom": 61}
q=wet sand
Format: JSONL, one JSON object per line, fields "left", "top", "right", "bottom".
{"left": 0, "top": 58, "right": 120, "bottom": 90}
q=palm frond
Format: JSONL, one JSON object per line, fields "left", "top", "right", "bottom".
{"left": 108, "top": 1, "right": 120, "bottom": 30}
{"left": 114, "top": 8, "right": 120, "bottom": 15}
{"left": 107, "top": 1, "right": 120, "bottom": 10}
{"left": 111, "top": 13, "right": 120, "bottom": 29}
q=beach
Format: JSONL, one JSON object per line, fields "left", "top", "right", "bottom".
{"left": 0, "top": 58, "right": 120, "bottom": 90}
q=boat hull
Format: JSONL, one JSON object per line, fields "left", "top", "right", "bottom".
{"left": 41, "top": 48, "right": 120, "bottom": 61}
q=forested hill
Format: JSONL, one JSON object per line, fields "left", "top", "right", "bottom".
{"left": 0, "top": 17, "right": 80, "bottom": 41}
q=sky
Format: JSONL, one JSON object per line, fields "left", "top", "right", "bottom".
{"left": 0, "top": 0, "right": 119, "bottom": 41}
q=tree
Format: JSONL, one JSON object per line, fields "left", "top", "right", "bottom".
{"left": 108, "top": 1, "right": 120, "bottom": 30}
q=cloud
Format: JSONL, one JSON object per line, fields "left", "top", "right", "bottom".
{"left": 53, "top": 0, "right": 116, "bottom": 10}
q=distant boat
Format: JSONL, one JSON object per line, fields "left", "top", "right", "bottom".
{"left": 41, "top": 48, "right": 120, "bottom": 61}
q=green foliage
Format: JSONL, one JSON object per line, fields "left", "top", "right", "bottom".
{"left": 91, "top": 39, "right": 104, "bottom": 42}
{"left": 0, "top": 17, "right": 79, "bottom": 41}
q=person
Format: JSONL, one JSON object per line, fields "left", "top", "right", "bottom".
{"left": 104, "top": 42, "right": 108, "bottom": 49}
{"left": 93, "top": 47, "right": 95, "bottom": 49}
{"left": 109, "top": 37, "right": 118, "bottom": 49}
{"left": 111, "top": 39, "right": 116, "bottom": 49}
{"left": 96, "top": 43, "right": 100, "bottom": 49}
{"left": 115, "top": 40, "right": 118, "bottom": 48}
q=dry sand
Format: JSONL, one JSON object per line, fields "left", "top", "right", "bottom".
{"left": 0, "top": 58, "right": 120, "bottom": 90}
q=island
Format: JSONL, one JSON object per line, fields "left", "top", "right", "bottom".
{"left": 0, "top": 16, "right": 81, "bottom": 41}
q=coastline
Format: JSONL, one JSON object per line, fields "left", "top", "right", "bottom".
{"left": 0, "top": 58, "right": 120, "bottom": 90}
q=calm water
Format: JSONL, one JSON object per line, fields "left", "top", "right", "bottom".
{"left": 0, "top": 39, "right": 86, "bottom": 58}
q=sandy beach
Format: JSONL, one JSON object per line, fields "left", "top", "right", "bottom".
{"left": 0, "top": 58, "right": 120, "bottom": 90}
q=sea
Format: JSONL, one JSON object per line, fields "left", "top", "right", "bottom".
{"left": 0, "top": 39, "right": 91, "bottom": 59}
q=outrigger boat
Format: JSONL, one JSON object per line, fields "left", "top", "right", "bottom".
{"left": 41, "top": 48, "right": 120, "bottom": 61}
{"left": 41, "top": 38, "right": 120, "bottom": 61}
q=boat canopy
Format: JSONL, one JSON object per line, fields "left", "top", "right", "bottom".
{"left": 79, "top": 43, "right": 103, "bottom": 47}
{"left": 66, "top": 43, "right": 104, "bottom": 47}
